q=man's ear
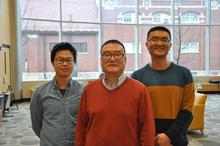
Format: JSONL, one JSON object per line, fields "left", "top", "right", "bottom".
{"left": 145, "top": 42, "right": 149, "bottom": 49}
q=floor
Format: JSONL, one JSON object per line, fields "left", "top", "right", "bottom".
{"left": 0, "top": 103, "right": 39, "bottom": 146}
{"left": 188, "top": 94, "right": 220, "bottom": 146}
{"left": 0, "top": 94, "right": 220, "bottom": 146}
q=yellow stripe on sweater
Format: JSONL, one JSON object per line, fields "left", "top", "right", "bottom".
{"left": 146, "top": 83, "right": 194, "bottom": 119}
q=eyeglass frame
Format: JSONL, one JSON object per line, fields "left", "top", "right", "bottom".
{"left": 55, "top": 57, "right": 74, "bottom": 65}
{"left": 101, "top": 51, "right": 125, "bottom": 60}
{"left": 148, "top": 37, "right": 171, "bottom": 45}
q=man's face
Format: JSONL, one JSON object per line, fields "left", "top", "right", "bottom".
{"left": 52, "top": 50, "right": 74, "bottom": 78}
{"left": 146, "top": 30, "right": 172, "bottom": 59}
{"left": 101, "top": 43, "right": 126, "bottom": 76}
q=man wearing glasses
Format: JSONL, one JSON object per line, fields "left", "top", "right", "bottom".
{"left": 132, "top": 26, "right": 195, "bottom": 146}
{"left": 30, "top": 42, "right": 83, "bottom": 146}
{"left": 75, "top": 39, "right": 155, "bottom": 146}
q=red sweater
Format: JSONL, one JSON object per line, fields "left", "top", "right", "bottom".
{"left": 75, "top": 77, "right": 155, "bottom": 146}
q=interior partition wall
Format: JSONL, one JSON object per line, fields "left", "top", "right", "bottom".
{"left": 19, "top": 0, "right": 220, "bottom": 81}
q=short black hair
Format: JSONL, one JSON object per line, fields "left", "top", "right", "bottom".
{"left": 51, "top": 42, "right": 77, "bottom": 64}
{"left": 147, "top": 26, "right": 171, "bottom": 40}
{"left": 100, "top": 39, "right": 126, "bottom": 54}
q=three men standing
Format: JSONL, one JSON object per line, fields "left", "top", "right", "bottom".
{"left": 31, "top": 26, "right": 194, "bottom": 146}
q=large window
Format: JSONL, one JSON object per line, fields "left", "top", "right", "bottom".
{"left": 19, "top": 0, "right": 220, "bottom": 81}
{"left": 22, "top": 20, "right": 59, "bottom": 81}
{"left": 210, "top": 26, "right": 220, "bottom": 75}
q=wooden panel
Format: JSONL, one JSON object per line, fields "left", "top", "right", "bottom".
{"left": 201, "top": 83, "right": 220, "bottom": 91}
{"left": 0, "top": 0, "right": 11, "bottom": 92}
{"left": 197, "top": 83, "right": 220, "bottom": 93}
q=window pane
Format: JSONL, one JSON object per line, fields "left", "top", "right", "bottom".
{"left": 20, "top": 0, "right": 60, "bottom": 20}
{"left": 22, "top": 20, "right": 59, "bottom": 81}
{"left": 123, "top": 13, "right": 136, "bottom": 23}
{"left": 181, "top": 13, "right": 200, "bottom": 24}
{"left": 102, "top": 0, "right": 136, "bottom": 24}
{"left": 211, "top": 0, "right": 220, "bottom": 24}
{"left": 181, "top": 42, "right": 199, "bottom": 53}
{"left": 175, "top": 1, "right": 206, "bottom": 25}
{"left": 210, "top": 26, "right": 220, "bottom": 75}
{"left": 102, "top": 24, "right": 136, "bottom": 72}
{"left": 139, "top": 26, "right": 151, "bottom": 68}
{"left": 152, "top": 13, "right": 170, "bottom": 24}
{"left": 62, "top": 23, "right": 99, "bottom": 78}
{"left": 139, "top": 1, "right": 171, "bottom": 24}
{"left": 175, "top": 0, "right": 204, "bottom": 6}
{"left": 62, "top": 0, "right": 98, "bottom": 22}
{"left": 173, "top": 26, "right": 205, "bottom": 75}
{"left": 151, "top": 0, "right": 170, "bottom": 6}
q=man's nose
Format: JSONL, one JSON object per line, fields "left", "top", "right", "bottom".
{"left": 62, "top": 60, "right": 68, "bottom": 65}
{"left": 109, "top": 55, "right": 117, "bottom": 60}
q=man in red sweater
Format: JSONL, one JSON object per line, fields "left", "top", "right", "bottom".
{"left": 75, "top": 39, "right": 155, "bottom": 146}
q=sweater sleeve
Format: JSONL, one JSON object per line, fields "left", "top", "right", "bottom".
{"left": 139, "top": 87, "right": 155, "bottom": 146}
{"left": 165, "top": 110, "right": 192, "bottom": 144}
{"left": 165, "top": 82, "right": 195, "bottom": 145}
{"left": 75, "top": 89, "right": 88, "bottom": 146}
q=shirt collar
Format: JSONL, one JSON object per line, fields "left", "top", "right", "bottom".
{"left": 102, "top": 73, "right": 127, "bottom": 90}
{"left": 52, "top": 78, "right": 73, "bottom": 89}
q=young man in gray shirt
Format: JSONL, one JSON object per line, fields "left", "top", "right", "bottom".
{"left": 30, "top": 42, "right": 83, "bottom": 146}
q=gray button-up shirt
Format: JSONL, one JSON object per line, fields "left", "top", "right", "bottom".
{"left": 30, "top": 78, "right": 83, "bottom": 146}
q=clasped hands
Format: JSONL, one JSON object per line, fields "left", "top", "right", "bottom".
{"left": 154, "top": 133, "right": 173, "bottom": 146}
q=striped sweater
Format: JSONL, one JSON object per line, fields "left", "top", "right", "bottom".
{"left": 131, "top": 63, "right": 195, "bottom": 146}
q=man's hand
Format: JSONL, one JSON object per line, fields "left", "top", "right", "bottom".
{"left": 154, "top": 133, "right": 173, "bottom": 146}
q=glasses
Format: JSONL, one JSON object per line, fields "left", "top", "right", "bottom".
{"left": 101, "top": 51, "right": 124, "bottom": 60}
{"left": 149, "top": 37, "right": 170, "bottom": 45}
{"left": 55, "top": 57, "right": 74, "bottom": 65}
